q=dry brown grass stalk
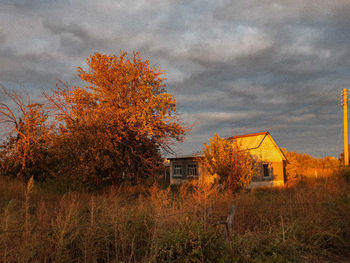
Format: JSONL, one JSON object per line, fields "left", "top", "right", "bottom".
{"left": 0, "top": 173, "right": 348, "bottom": 262}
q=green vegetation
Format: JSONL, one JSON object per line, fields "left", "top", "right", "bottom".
{"left": 0, "top": 173, "right": 349, "bottom": 262}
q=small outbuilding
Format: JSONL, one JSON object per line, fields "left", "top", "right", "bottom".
{"left": 168, "top": 131, "right": 287, "bottom": 187}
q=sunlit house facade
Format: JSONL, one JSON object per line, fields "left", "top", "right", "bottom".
{"left": 168, "top": 132, "right": 287, "bottom": 187}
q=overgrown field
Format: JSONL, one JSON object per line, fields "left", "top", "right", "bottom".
{"left": 0, "top": 174, "right": 349, "bottom": 262}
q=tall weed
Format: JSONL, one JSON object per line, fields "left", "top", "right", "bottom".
{"left": 0, "top": 174, "right": 348, "bottom": 262}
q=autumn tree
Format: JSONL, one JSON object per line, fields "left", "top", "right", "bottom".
{"left": 202, "top": 133, "right": 254, "bottom": 191}
{"left": 46, "top": 51, "right": 186, "bottom": 186}
{"left": 0, "top": 87, "right": 51, "bottom": 181}
{"left": 281, "top": 148, "right": 299, "bottom": 184}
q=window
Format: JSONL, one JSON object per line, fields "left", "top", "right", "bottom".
{"left": 173, "top": 164, "right": 182, "bottom": 178}
{"left": 263, "top": 164, "right": 269, "bottom": 177}
{"left": 187, "top": 164, "right": 198, "bottom": 177}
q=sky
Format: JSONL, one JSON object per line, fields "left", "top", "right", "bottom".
{"left": 1, "top": 0, "right": 350, "bottom": 158}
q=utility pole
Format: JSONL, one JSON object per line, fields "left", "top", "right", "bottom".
{"left": 343, "top": 89, "right": 349, "bottom": 166}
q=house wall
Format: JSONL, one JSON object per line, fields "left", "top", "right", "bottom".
{"left": 271, "top": 161, "right": 285, "bottom": 182}
{"left": 169, "top": 134, "right": 286, "bottom": 186}
{"left": 169, "top": 158, "right": 205, "bottom": 185}
{"left": 247, "top": 136, "right": 285, "bottom": 185}
{"left": 247, "top": 136, "right": 284, "bottom": 163}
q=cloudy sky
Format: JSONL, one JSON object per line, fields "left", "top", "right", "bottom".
{"left": 1, "top": 0, "right": 349, "bottom": 157}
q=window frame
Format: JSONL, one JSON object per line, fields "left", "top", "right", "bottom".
{"left": 262, "top": 163, "right": 270, "bottom": 178}
{"left": 187, "top": 163, "right": 198, "bottom": 177}
{"left": 173, "top": 164, "right": 183, "bottom": 178}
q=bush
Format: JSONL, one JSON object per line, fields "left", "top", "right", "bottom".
{"left": 151, "top": 222, "right": 231, "bottom": 263}
{"left": 341, "top": 167, "right": 350, "bottom": 182}
{"left": 202, "top": 133, "right": 254, "bottom": 191}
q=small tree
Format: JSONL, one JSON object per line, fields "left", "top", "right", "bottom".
{"left": 202, "top": 133, "right": 254, "bottom": 191}
{"left": 281, "top": 148, "right": 299, "bottom": 184}
{"left": 0, "top": 87, "right": 51, "bottom": 180}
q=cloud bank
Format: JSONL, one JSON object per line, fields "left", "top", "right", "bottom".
{"left": 1, "top": 0, "right": 349, "bottom": 157}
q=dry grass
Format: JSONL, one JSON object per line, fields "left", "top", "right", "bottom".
{"left": 0, "top": 174, "right": 349, "bottom": 262}
{"left": 301, "top": 168, "right": 336, "bottom": 178}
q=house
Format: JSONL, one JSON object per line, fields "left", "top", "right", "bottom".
{"left": 168, "top": 152, "right": 205, "bottom": 185}
{"left": 168, "top": 132, "right": 287, "bottom": 187}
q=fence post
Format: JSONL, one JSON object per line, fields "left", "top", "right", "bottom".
{"left": 225, "top": 205, "right": 236, "bottom": 240}
{"left": 216, "top": 204, "right": 236, "bottom": 241}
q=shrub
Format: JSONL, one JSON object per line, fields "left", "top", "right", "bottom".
{"left": 202, "top": 133, "right": 254, "bottom": 191}
{"left": 341, "top": 167, "right": 350, "bottom": 182}
{"left": 151, "top": 222, "right": 231, "bottom": 263}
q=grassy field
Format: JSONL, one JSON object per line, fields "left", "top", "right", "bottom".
{"left": 0, "top": 174, "right": 349, "bottom": 262}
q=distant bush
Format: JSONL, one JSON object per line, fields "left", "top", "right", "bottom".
{"left": 281, "top": 148, "right": 340, "bottom": 183}
{"left": 341, "top": 166, "right": 350, "bottom": 182}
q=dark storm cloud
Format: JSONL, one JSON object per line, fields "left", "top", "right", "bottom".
{"left": 0, "top": 48, "right": 60, "bottom": 87}
{"left": 42, "top": 20, "right": 110, "bottom": 56}
{"left": 0, "top": 0, "right": 349, "bottom": 157}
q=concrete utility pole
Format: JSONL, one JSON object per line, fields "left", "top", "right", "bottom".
{"left": 343, "top": 89, "right": 349, "bottom": 166}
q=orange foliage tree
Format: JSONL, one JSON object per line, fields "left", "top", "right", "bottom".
{"left": 46, "top": 51, "right": 186, "bottom": 185}
{"left": 202, "top": 133, "right": 254, "bottom": 191}
{"left": 0, "top": 87, "right": 51, "bottom": 181}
